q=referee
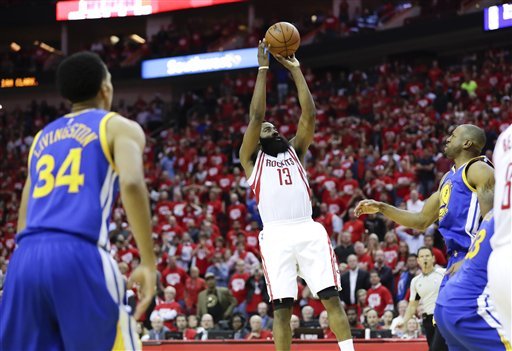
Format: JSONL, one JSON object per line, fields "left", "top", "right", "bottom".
{"left": 400, "top": 247, "right": 448, "bottom": 351}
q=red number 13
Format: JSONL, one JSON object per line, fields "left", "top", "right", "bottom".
{"left": 277, "top": 168, "right": 293, "bottom": 185}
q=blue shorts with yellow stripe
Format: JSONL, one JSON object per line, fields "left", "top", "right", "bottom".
{"left": 0, "top": 232, "right": 140, "bottom": 351}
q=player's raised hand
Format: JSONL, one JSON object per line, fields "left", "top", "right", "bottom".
{"left": 354, "top": 199, "right": 381, "bottom": 217}
{"left": 128, "top": 262, "right": 157, "bottom": 320}
{"left": 257, "top": 39, "right": 269, "bottom": 68}
{"left": 271, "top": 53, "right": 300, "bottom": 70}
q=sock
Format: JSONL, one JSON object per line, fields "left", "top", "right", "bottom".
{"left": 338, "top": 338, "right": 355, "bottom": 351}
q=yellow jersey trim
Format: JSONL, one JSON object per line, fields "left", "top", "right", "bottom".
{"left": 99, "top": 112, "right": 118, "bottom": 173}
{"left": 27, "top": 130, "right": 43, "bottom": 171}
{"left": 112, "top": 321, "right": 126, "bottom": 350}
{"left": 461, "top": 156, "right": 484, "bottom": 193}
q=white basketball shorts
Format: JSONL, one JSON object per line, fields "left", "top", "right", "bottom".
{"left": 258, "top": 217, "right": 340, "bottom": 301}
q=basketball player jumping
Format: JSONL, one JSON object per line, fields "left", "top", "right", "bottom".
{"left": 355, "top": 124, "right": 494, "bottom": 351}
{"left": 240, "top": 40, "right": 353, "bottom": 351}
{"left": 0, "top": 52, "right": 156, "bottom": 350}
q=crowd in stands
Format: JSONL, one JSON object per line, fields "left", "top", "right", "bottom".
{"left": 0, "top": 44, "right": 511, "bottom": 341}
{"left": 1, "top": 0, "right": 470, "bottom": 75}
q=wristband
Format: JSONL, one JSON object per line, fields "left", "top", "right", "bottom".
{"left": 258, "top": 66, "right": 269, "bottom": 71}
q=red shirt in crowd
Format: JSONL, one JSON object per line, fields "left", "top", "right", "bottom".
{"left": 229, "top": 272, "right": 250, "bottom": 304}
{"left": 343, "top": 219, "right": 365, "bottom": 243}
{"left": 246, "top": 330, "right": 273, "bottom": 340}
{"left": 184, "top": 276, "right": 206, "bottom": 313}
{"left": 367, "top": 283, "right": 393, "bottom": 316}
{"left": 154, "top": 301, "right": 182, "bottom": 331}
{"left": 160, "top": 265, "right": 189, "bottom": 301}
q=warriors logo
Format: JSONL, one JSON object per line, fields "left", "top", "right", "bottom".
{"left": 439, "top": 181, "right": 452, "bottom": 221}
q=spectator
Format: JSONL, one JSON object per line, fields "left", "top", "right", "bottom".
{"left": 334, "top": 231, "right": 355, "bottom": 263}
{"left": 197, "top": 272, "right": 237, "bottom": 323}
{"left": 354, "top": 241, "right": 373, "bottom": 271}
{"left": 396, "top": 254, "right": 419, "bottom": 302}
{"left": 364, "top": 214, "right": 387, "bottom": 241}
{"left": 366, "top": 271, "right": 394, "bottom": 316}
{"left": 343, "top": 208, "right": 365, "bottom": 243}
{"left": 290, "top": 314, "right": 301, "bottom": 336}
{"left": 245, "top": 267, "right": 269, "bottom": 315}
{"left": 257, "top": 302, "right": 273, "bottom": 331}
{"left": 364, "top": 309, "right": 383, "bottom": 331}
{"left": 405, "top": 190, "right": 424, "bottom": 213}
{"left": 227, "top": 241, "right": 259, "bottom": 273}
{"left": 160, "top": 256, "right": 189, "bottom": 304}
{"left": 415, "top": 149, "right": 435, "bottom": 196}
{"left": 424, "top": 233, "right": 447, "bottom": 267}
{"left": 301, "top": 305, "right": 319, "bottom": 328}
{"left": 205, "top": 252, "right": 229, "bottom": 288}
{"left": 340, "top": 254, "right": 370, "bottom": 306}
{"left": 147, "top": 312, "right": 171, "bottom": 340}
{"left": 195, "top": 313, "right": 216, "bottom": 340}
{"left": 154, "top": 286, "right": 182, "bottom": 331}
{"left": 230, "top": 313, "right": 249, "bottom": 340}
{"left": 373, "top": 249, "right": 394, "bottom": 297}
{"left": 401, "top": 319, "right": 421, "bottom": 339}
{"left": 184, "top": 266, "right": 206, "bottom": 315}
{"left": 176, "top": 314, "right": 197, "bottom": 340}
{"left": 320, "top": 310, "right": 336, "bottom": 339}
{"left": 380, "top": 310, "right": 394, "bottom": 330}
{"left": 187, "top": 315, "right": 199, "bottom": 331}
{"left": 390, "top": 300, "right": 408, "bottom": 336}
{"left": 346, "top": 307, "right": 364, "bottom": 329}
{"left": 396, "top": 227, "right": 424, "bottom": 256}
{"left": 246, "top": 315, "right": 272, "bottom": 340}
{"left": 229, "top": 259, "right": 250, "bottom": 316}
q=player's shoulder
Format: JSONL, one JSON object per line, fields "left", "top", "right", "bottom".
{"left": 108, "top": 114, "right": 145, "bottom": 140}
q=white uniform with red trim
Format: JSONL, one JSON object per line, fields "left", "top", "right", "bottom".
{"left": 488, "top": 125, "right": 512, "bottom": 343}
{"left": 247, "top": 147, "right": 340, "bottom": 301}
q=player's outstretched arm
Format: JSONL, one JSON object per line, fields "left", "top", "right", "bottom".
{"left": 273, "top": 53, "right": 316, "bottom": 162}
{"left": 239, "top": 40, "right": 269, "bottom": 178}
{"left": 354, "top": 191, "right": 440, "bottom": 231}
{"left": 467, "top": 161, "right": 494, "bottom": 217}
{"left": 109, "top": 115, "right": 156, "bottom": 320}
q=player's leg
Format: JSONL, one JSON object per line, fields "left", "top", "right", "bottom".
{"left": 50, "top": 236, "right": 140, "bottom": 350}
{"left": 295, "top": 221, "right": 353, "bottom": 350}
{"left": 488, "top": 244, "right": 512, "bottom": 343}
{"left": 272, "top": 299, "right": 293, "bottom": 351}
{"left": 259, "top": 226, "right": 298, "bottom": 351}
{"left": 0, "top": 237, "right": 65, "bottom": 351}
{"left": 434, "top": 304, "right": 470, "bottom": 351}
{"left": 319, "top": 292, "right": 352, "bottom": 340}
{"left": 453, "top": 289, "right": 512, "bottom": 351}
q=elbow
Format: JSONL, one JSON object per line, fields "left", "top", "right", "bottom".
{"left": 119, "top": 175, "right": 146, "bottom": 192}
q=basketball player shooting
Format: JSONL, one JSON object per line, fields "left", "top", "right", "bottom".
{"left": 239, "top": 40, "right": 354, "bottom": 351}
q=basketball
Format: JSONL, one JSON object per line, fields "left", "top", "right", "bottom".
{"left": 265, "top": 22, "right": 301, "bottom": 57}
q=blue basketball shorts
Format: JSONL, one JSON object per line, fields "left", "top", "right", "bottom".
{"left": 0, "top": 232, "right": 140, "bottom": 351}
{"left": 435, "top": 288, "right": 511, "bottom": 351}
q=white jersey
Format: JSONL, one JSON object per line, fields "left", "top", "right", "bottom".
{"left": 492, "top": 125, "right": 512, "bottom": 249}
{"left": 247, "top": 147, "right": 312, "bottom": 225}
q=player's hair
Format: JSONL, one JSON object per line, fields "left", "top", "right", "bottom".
{"left": 56, "top": 51, "right": 107, "bottom": 103}
{"left": 417, "top": 246, "right": 433, "bottom": 255}
{"left": 461, "top": 124, "right": 486, "bottom": 154}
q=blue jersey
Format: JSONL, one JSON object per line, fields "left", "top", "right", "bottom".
{"left": 437, "top": 211, "right": 495, "bottom": 307}
{"left": 19, "top": 108, "right": 119, "bottom": 248}
{"left": 438, "top": 156, "right": 492, "bottom": 255}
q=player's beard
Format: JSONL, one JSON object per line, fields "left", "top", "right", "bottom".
{"left": 260, "top": 135, "right": 290, "bottom": 157}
